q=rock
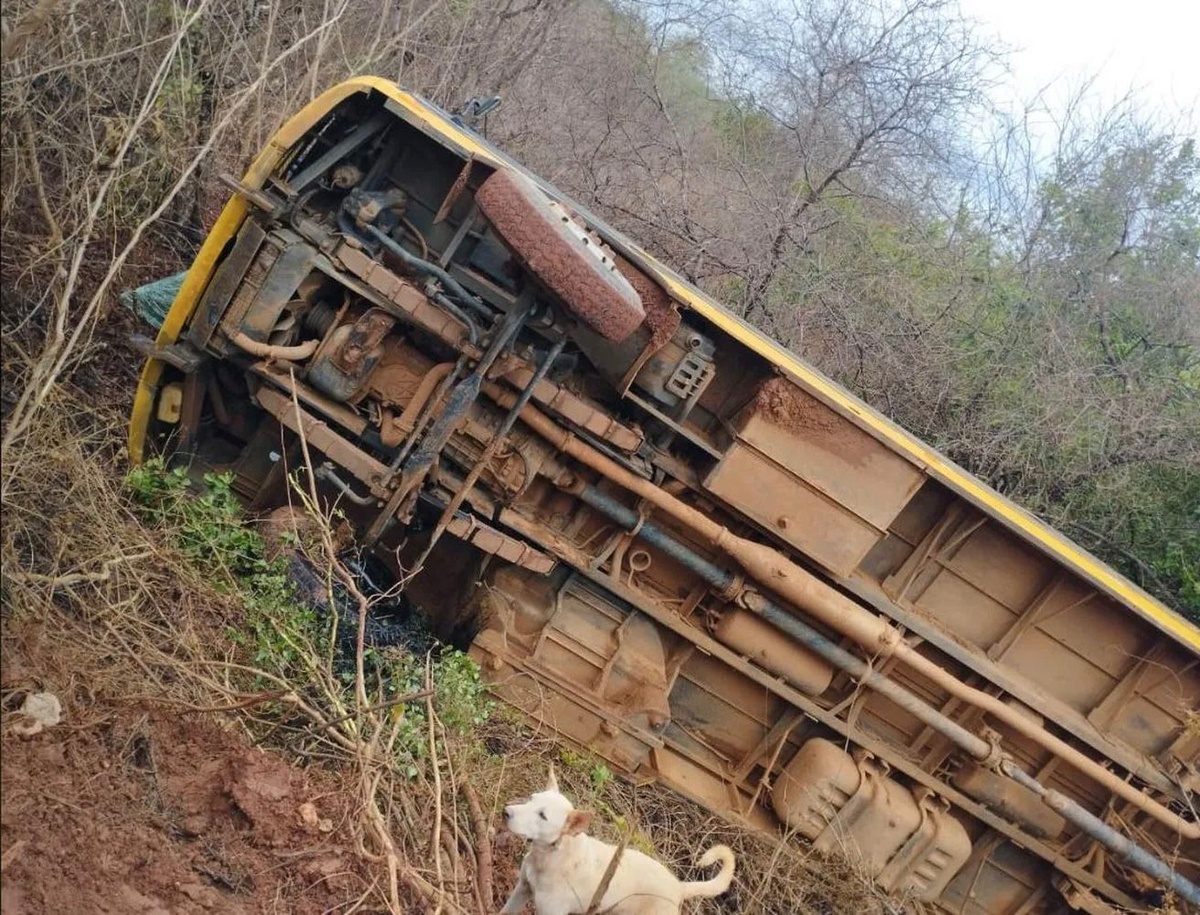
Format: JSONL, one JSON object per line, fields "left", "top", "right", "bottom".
{"left": 298, "top": 802, "right": 319, "bottom": 828}
{"left": 297, "top": 801, "right": 333, "bottom": 833}
{"left": 12, "top": 692, "right": 61, "bottom": 738}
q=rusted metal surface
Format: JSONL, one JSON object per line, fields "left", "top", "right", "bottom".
{"left": 365, "top": 338, "right": 438, "bottom": 407}
{"left": 134, "top": 87, "right": 1200, "bottom": 915}
{"left": 633, "top": 324, "right": 716, "bottom": 409}
{"left": 414, "top": 337, "right": 568, "bottom": 574}
{"left": 379, "top": 361, "right": 453, "bottom": 447}
{"left": 483, "top": 376, "right": 643, "bottom": 453}
{"left": 186, "top": 219, "right": 267, "bottom": 350}
{"left": 443, "top": 514, "right": 554, "bottom": 573}
{"left": 254, "top": 385, "right": 389, "bottom": 498}
{"left": 559, "top": 481, "right": 1197, "bottom": 896}
{"left": 709, "top": 609, "right": 832, "bottom": 696}
{"left": 706, "top": 379, "right": 925, "bottom": 576}
{"left": 773, "top": 738, "right": 972, "bottom": 901}
{"left": 333, "top": 242, "right": 472, "bottom": 347}
{"left": 952, "top": 759, "right": 1065, "bottom": 839}
{"left": 1003, "top": 761, "right": 1199, "bottom": 904}
{"left": 868, "top": 493, "right": 1198, "bottom": 796}
{"left": 217, "top": 170, "right": 284, "bottom": 216}
{"left": 473, "top": 568, "right": 673, "bottom": 765}
{"left": 343, "top": 187, "right": 408, "bottom": 230}
{"left": 252, "top": 362, "right": 369, "bottom": 437}
{"left": 742, "top": 380, "right": 927, "bottom": 532}
{"left": 706, "top": 442, "right": 884, "bottom": 574}
{"left": 519, "top": 422, "right": 1198, "bottom": 839}
{"left": 434, "top": 155, "right": 477, "bottom": 224}
{"left": 329, "top": 308, "right": 395, "bottom": 374}
{"left": 130, "top": 334, "right": 204, "bottom": 373}
{"left": 232, "top": 234, "right": 318, "bottom": 345}
{"left": 307, "top": 308, "right": 395, "bottom": 402}
{"left": 484, "top": 495, "right": 1149, "bottom": 910}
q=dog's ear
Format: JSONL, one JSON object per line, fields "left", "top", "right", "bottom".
{"left": 546, "top": 764, "right": 559, "bottom": 793}
{"left": 563, "top": 809, "right": 593, "bottom": 836}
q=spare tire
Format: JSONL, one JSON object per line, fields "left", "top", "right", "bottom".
{"left": 475, "top": 169, "right": 645, "bottom": 342}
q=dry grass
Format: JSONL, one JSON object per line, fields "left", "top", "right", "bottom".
{"left": 1, "top": 374, "right": 465, "bottom": 910}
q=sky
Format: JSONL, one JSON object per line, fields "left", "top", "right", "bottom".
{"left": 958, "top": 0, "right": 1200, "bottom": 123}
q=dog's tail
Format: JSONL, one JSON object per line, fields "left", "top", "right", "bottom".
{"left": 680, "top": 844, "right": 735, "bottom": 899}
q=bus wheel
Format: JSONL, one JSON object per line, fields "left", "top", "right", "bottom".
{"left": 476, "top": 168, "right": 645, "bottom": 342}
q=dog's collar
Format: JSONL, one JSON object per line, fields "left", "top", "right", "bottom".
{"left": 534, "top": 833, "right": 567, "bottom": 854}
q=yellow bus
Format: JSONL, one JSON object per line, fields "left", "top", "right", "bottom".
{"left": 129, "top": 78, "right": 1199, "bottom": 913}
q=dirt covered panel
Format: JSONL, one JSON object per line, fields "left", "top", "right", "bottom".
{"left": 720, "top": 377, "right": 928, "bottom": 567}
{"left": 753, "top": 376, "right": 845, "bottom": 439}
{"left": 614, "top": 255, "right": 680, "bottom": 351}
{"left": 747, "top": 376, "right": 927, "bottom": 521}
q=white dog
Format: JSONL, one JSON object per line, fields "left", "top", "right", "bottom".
{"left": 500, "top": 767, "right": 735, "bottom": 915}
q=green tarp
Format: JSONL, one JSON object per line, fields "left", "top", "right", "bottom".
{"left": 120, "top": 271, "right": 187, "bottom": 330}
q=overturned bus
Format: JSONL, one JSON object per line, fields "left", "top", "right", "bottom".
{"left": 128, "top": 78, "right": 1200, "bottom": 913}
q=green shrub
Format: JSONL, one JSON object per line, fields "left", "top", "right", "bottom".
{"left": 124, "top": 458, "right": 493, "bottom": 773}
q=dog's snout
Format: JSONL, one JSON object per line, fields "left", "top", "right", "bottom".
{"left": 503, "top": 805, "right": 514, "bottom": 821}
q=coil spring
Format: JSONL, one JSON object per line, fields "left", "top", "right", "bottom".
{"left": 304, "top": 301, "right": 338, "bottom": 336}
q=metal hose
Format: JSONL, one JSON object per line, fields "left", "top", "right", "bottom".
{"left": 315, "top": 463, "right": 376, "bottom": 506}
{"left": 430, "top": 290, "right": 479, "bottom": 345}
{"left": 231, "top": 331, "right": 319, "bottom": 361}
{"left": 1002, "top": 762, "right": 1199, "bottom": 904}
{"left": 337, "top": 213, "right": 483, "bottom": 343}
{"left": 365, "top": 224, "right": 493, "bottom": 319}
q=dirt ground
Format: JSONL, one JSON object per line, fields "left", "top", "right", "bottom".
{"left": 0, "top": 619, "right": 375, "bottom": 915}
{"left": 0, "top": 288, "right": 393, "bottom": 915}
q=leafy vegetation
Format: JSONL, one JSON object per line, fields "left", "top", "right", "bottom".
{"left": 125, "top": 459, "right": 492, "bottom": 769}
{"left": 559, "top": 747, "right": 615, "bottom": 794}
{"left": 127, "top": 459, "right": 322, "bottom": 676}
